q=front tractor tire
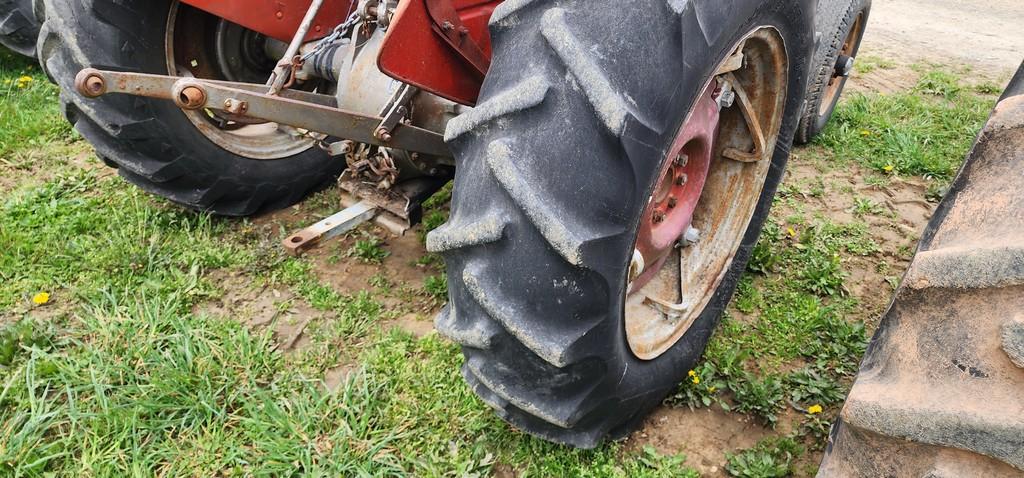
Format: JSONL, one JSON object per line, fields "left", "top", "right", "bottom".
{"left": 430, "top": 0, "right": 815, "bottom": 447}
{"left": 39, "top": 0, "right": 344, "bottom": 216}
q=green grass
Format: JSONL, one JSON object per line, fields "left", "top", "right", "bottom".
{"left": 725, "top": 437, "right": 804, "bottom": 478}
{"left": 816, "top": 69, "right": 997, "bottom": 180}
{"left": 0, "top": 48, "right": 1000, "bottom": 476}
{"left": 0, "top": 49, "right": 74, "bottom": 163}
{"left": 347, "top": 237, "right": 391, "bottom": 264}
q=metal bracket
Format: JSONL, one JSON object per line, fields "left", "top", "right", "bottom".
{"left": 375, "top": 83, "right": 419, "bottom": 142}
{"left": 424, "top": 0, "right": 490, "bottom": 78}
{"left": 74, "top": 68, "right": 450, "bottom": 158}
{"left": 721, "top": 73, "right": 769, "bottom": 163}
{"left": 283, "top": 201, "right": 378, "bottom": 256}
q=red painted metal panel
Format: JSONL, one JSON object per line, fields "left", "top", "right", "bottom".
{"left": 180, "top": 0, "right": 354, "bottom": 43}
{"left": 378, "top": 0, "right": 499, "bottom": 105}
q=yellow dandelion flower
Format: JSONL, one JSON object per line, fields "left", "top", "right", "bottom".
{"left": 786, "top": 227, "right": 797, "bottom": 238}
{"left": 687, "top": 370, "right": 696, "bottom": 377}
{"left": 32, "top": 292, "right": 50, "bottom": 305}
{"left": 808, "top": 404, "right": 823, "bottom": 415}
{"left": 883, "top": 165, "right": 895, "bottom": 173}
{"left": 691, "top": 376, "right": 700, "bottom": 385}
{"left": 18, "top": 75, "right": 32, "bottom": 82}
{"left": 859, "top": 129, "right": 872, "bottom": 136}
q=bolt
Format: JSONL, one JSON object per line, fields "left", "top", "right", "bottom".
{"left": 674, "top": 153, "right": 689, "bottom": 167}
{"left": 628, "top": 249, "right": 646, "bottom": 283}
{"left": 275, "top": 11, "right": 284, "bottom": 19}
{"left": 375, "top": 127, "right": 393, "bottom": 142}
{"left": 177, "top": 85, "right": 207, "bottom": 110}
{"left": 667, "top": 197, "right": 677, "bottom": 209}
{"left": 652, "top": 211, "right": 666, "bottom": 224}
{"left": 222, "top": 98, "right": 247, "bottom": 115}
{"left": 675, "top": 173, "right": 688, "bottom": 186}
{"left": 458, "top": 26, "right": 470, "bottom": 36}
{"left": 85, "top": 75, "right": 105, "bottom": 96}
{"left": 441, "top": 21, "right": 454, "bottom": 31}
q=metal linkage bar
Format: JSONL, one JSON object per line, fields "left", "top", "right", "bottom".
{"left": 267, "top": 0, "right": 326, "bottom": 95}
{"left": 74, "top": 68, "right": 451, "bottom": 158}
{"left": 283, "top": 201, "right": 377, "bottom": 256}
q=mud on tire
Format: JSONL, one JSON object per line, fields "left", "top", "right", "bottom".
{"left": 39, "top": 0, "right": 344, "bottom": 216}
{"left": 429, "top": 0, "right": 815, "bottom": 448}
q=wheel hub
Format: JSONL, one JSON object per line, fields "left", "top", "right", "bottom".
{"left": 625, "top": 27, "right": 789, "bottom": 360}
{"left": 631, "top": 83, "right": 721, "bottom": 292}
{"left": 166, "top": 2, "right": 316, "bottom": 160}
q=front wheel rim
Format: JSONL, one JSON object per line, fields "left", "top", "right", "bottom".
{"left": 625, "top": 27, "right": 789, "bottom": 360}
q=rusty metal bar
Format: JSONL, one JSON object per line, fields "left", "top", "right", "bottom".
{"left": 74, "top": 68, "right": 451, "bottom": 157}
{"left": 267, "top": 0, "right": 326, "bottom": 95}
{"left": 283, "top": 200, "right": 377, "bottom": 256}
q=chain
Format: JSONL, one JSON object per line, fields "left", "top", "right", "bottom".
{"left": 342, "top": 143, "right": 400, "bottom": 190}
{"left": 300, "top": 11, "right": 362, "bottom": 63}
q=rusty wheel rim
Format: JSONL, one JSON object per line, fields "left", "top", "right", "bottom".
{"left": 625, "top": 27, "right": 789, "bottom": 360}
{"left": 165, "top": 1, "right": 316, "bottom": 160}
{"left": 819, "top": 12, "right": 865, "bottom": 117}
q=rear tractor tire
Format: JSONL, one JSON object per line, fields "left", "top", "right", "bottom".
{"left": 430, "top": 0, "right": 815, "bottom": 447}
{"left": 39, "top": 0, "right": 344, "bottom": 216}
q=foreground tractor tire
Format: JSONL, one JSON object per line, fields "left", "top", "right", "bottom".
{"left": 39, "top": 0, "right": 344, "bottom": 216}
{"left": 430, "top": 0, "right": 814, "bottom": 447}
{"left": 818, "top": 64, "right": 1024, "bottom": 477}
{"left": 795, "top": 0, "right": 870, "bottom": 144}
{"left": 0, "top": 0, "right": 39, "bottom": 58}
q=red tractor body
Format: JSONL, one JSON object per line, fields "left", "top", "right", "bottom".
{"left": 180, "top": 0, "right": 498, "bottom": 104}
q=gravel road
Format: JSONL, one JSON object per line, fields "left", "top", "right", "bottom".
{"left": 862, "top": 0, "right": 1023, "bottom": 76}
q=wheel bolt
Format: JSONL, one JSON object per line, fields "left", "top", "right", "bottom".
{"left": 674, "top": 153, "right": 689, "bottom": 167}
{"left": 675, "top": 173, "right": 688, "bottom": 186}
{"left": 667, "top": 197, "right": 677, "bottom": 209}
{"left": 652, "top": 211, "right": 665, "bottom": 224}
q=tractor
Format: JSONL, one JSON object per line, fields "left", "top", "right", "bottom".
{"left": 11, "top": 1, "right": 1023, "bottom": 474}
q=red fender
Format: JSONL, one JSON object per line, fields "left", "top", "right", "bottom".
{"left": 378, "top": 0, "right": 500, "bottom": 105}
{"left": 179, "top": 0, "right": 354, "bottom": 43}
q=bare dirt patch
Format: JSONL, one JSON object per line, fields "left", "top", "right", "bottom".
{"left": 194, "top": 269, "right": 326, "bottom": 353}
{"left": 860, "top": 0, "right": 1023, "bottom": 80}
{"left": 625, "top": 407, "right": 773, "bottom": 477}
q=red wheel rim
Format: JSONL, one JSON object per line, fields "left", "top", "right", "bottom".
{"left": 631, "top": 83, "right": 721, "bottom": 292}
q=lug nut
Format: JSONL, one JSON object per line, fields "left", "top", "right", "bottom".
{"left": 375, "top": 127, "right": 393, "bottom": 142}
{"left": 674, "top": 153, "right": 689, "bottom": 167}
{"left": 675, "top": 173, "right": 688, "bottom": 186}
{"left": 667, "top": 197, "right": 677, "bottom": 209}
{"left": 177, "top": 86, "right": 207, "bottom": 110}
{"left": 652, "top": 211, "right": 666, "bottom": 224}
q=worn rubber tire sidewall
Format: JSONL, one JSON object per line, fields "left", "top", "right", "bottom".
{"left": 439, "top": 0, "right": 815, "bottom": 447}
{"left": 40, "top": 0, "right": 344, "bottom": 216}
